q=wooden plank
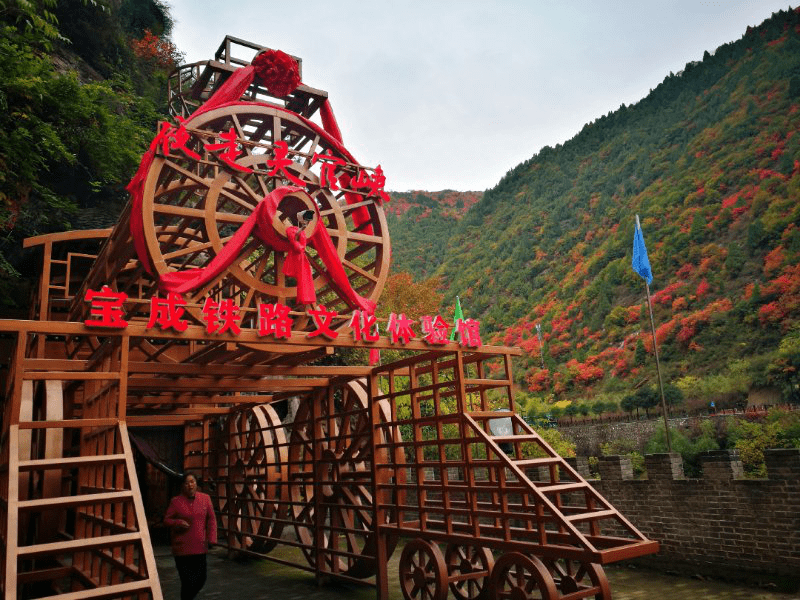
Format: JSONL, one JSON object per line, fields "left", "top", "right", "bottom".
{"left": 125, "top": 415, "right": 209, "bottom": 426}
{"left": 127, "top": 362, "right": 372, "bottom": 377}
{"left": 16, "top": 565, "right": 73, "bottom": 585}
{"left": 23, "top": 359, "right": 90, "bottom": 371}
{"left": 18, "top": 419, "right": 119, "bottom": 430}
{"left": 128, "top": 394, "right": 274, "bottom": 405}
{"left": 6, "top": 425, "right": 20, "bottom": 600}
{"left": 512, "top": 457, "right": 561, "bottom": 468}
{"left": 18, "top": 454, "right": 127, "bottom": 472}
{"left": 565, "top": 509, "right": 618, "bottom": 523}
{"left": 126, "top": 377, "right": 328, "bottom": 391}
{"left": 118, "top": 336, "right": 129, "bottom": 420}
{"left": 38, "top": 240, "right": 52, "bottom": 324}
{"left": 28, "top": 578, "right": 155, "bottom": 600}
{"left": 468, "top": 410, "right": 515, "bottom": 419}
{"left": 19, "top": 490, "right": 133, "bottom": 512}
{"left": 23, "top": 228, "right": 112, "bottom": 248}
{"left": 23, "top": 372, "right": 121, "bottom": 381}
{"left": 540, "top": 482, "right": 588, "bottom": 494}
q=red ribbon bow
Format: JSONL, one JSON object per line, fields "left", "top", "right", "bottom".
{"left": 157, "top": 187, "right": 374, "bottom": 312}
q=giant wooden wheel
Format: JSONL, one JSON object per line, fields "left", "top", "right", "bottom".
{"left": 543, "top": 558, "right": 611, "bottom": 600}
{"left": 140, "top": 102, "right": 390, "bottom": 327}
{"left": 489, "top": 553, "right": 558, "bottom": 600}
{"left": 215, "top": 404, "right": 287, "bottom": 552}
{"left": 288, "top": 378, "right": 404, "bottom": 578}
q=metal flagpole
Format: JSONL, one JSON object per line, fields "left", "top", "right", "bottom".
{"left": 636, "top": 215, "right": 672, "bottom": 453}
{"left": 535, "top": 323, "right": 545, "bottom": 369}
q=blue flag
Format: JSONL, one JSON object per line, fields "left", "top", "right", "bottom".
{"left": 632, "top": 223, "right": 653, "bottom": 285}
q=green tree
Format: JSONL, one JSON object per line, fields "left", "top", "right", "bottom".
{"left": 634, "top": 339, "right": 647, "bottom": 367}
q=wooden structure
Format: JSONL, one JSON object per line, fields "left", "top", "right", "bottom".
{"left": 0, "top": 37, "right": 658, "bottom": 600}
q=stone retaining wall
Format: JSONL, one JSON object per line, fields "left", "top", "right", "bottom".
{"left": 567, "top": 448, "right": 800, "bottom": 588}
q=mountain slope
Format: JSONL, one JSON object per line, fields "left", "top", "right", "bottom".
{"left": 387, "top": 190, "right": 482, "bottom": 278}
{"left": 400, "top": 8, "right": 800, "bottom": 406}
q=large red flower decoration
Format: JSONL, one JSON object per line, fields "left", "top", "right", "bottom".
{"left": 252, "top": 49, "right": 301, "bottom": 97}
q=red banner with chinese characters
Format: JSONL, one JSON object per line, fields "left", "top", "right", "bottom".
{"left": 84, "top": 289, "right": 482, "bottom": 349}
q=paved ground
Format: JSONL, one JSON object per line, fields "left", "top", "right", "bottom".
{"left": 154, "top": 544, "right": 800, "bottom": 600}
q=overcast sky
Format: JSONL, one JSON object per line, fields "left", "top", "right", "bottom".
{"left": 167, "top": 1, "right": 793, "bottom": 192}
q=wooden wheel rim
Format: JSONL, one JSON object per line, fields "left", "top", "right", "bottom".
{"left": 288, "top": 378, "right": 402, "bottom": 578}
{"left": 489, "top": 553, "right": 558, "bottom": 600}
{"left": 399, "top": 539, "right": 449, "bottom": 600}
{"left": 544, "top": 559, "right": 611, "bottom": 599}
{"left": 141, "top": 103, "right": 390, "bottom": 320}
{"left": 216, "top": 403, "right": 287, "bottom": 553}
{"left": 445, "top": 543, "right": 495, "bottom": 600}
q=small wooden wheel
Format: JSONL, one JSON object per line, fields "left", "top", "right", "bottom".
{"left": 140, "top": 102, "right": 390, "bottom": 327}
{"left": 216, "top": 404, "right": 287, "bottom": 553}
{"left": 543, "top": 559, "right": 611, "bottom": 599}
{"left": 399, "top": 539, "right": 449, "bottom": 600}
{"left": 288, "top": 379, "right": 404, "bottom": 578}
{"left": 445, "top": 543, "right": 495, "bottom": 600}
{"left": 489, "top": 553, "right": 558, "bottom": 600}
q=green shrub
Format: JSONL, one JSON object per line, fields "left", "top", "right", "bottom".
{"left": 645, "top": 421, "right": 719, "bottom": 476}
{"left": 600, "top": 439, "right": 646, "bottom": 478}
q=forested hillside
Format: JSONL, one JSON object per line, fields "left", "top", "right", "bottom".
{"left": 0, "top": 0, "right": 178, "bottom": 306}
{"left": 391, "top": 8, "right": 800, "bottom": 410}
{"left": 386, "top": 190, "right": 482, "bottom": 278}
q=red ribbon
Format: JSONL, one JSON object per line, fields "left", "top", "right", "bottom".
{"left": 156, "top": 186, "right": 374, "bottom": 312}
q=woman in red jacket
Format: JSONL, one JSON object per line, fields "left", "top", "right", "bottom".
{"left": 164, "top": 472, "right": 217, "bottom": 600}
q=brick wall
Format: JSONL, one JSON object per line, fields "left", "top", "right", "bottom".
{"left": 566, "top": 449, "right": 800, "bottom": 587}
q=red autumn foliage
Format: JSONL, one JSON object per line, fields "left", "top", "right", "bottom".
{"left": 721, "top": 192, "right": 740, "bottom": 210}
{"left": 676, "top": 263, "right": 695, "bottom": 278}
{"left": 565, "top": 359, "right": 605, "bottom": 384}
{"left": 672, "top": 296, "right": 688, "bottom": 312}
{"left": 655, "top": 318, "right": 679, "bottom": 345}
{"left": 625, "top": 306, "right": 641, "bottom": 324}
{"left": 131, "top": 30, "right": 180, "bottom": 69}
{"left": 526, "top": 369, "right": 551, "bottom": 392}
{"left": 651, "top": 282, "right": 683, "bottom": 306}
{"left": 612, "top": 358, "right": 630, "bottom": 377}
{"left": 696, "top": 278, "right": 711, "bottom": 298}
{"left": 759, "top": 264, "right": 800, "bottom": 327}
{"left": 763, "top": 246, "right": 786, "bottom": 275}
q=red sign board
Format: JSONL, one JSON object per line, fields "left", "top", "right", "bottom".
{"left": 84, "top": 289, "right": 482, "bottom": 348}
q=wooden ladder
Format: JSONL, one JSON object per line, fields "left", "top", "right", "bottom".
{"left": 3, "top": 380, "right": 163, "bottom": 600}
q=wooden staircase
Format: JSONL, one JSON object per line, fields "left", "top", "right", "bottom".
{"left": 464, "top": 409, "right": 658, "bottom": 564}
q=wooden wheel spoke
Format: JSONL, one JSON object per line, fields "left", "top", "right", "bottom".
{"left": 154, "top": 202, "right": 249, "bottom": 224}
{"left": 340, "top": 258, "right": 379, "bottom": 282}
{"left": 342, "top": 230, "right": 384, "bottom": 245}
{"left": 231, "top": 171, "right": 268, "bottom": 206}
{"left": 319, "top": 197, "right": 373, "bottom": 218}
{"left": 162, "top": 235, "right": 233, "bottom": 260}
{"left": 339, "top": 487, "right": 373, "bottom": 527}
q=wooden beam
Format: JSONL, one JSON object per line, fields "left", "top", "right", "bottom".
{"left": 126, "top": 377, "right": 328, "bottom": 391}
{"left": 128, "top": 394, "right": 273, "bottom": 405}
{"left": 127, "top": 362, "right": 372, "bottom": 377}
